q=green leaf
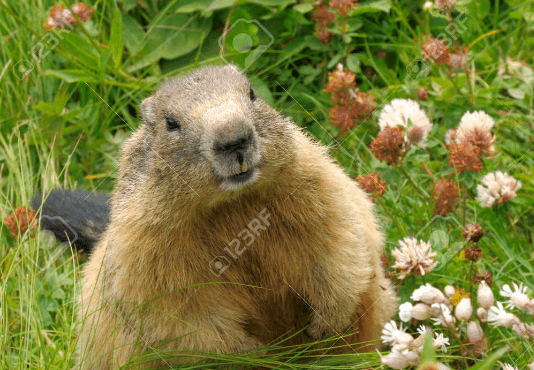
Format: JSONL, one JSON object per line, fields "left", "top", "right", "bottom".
{"left": 110, "top": 9, "right": 123, "bottom": 68}
{"left": 202, "top": 0, "right": 239, "bottom": 15}
{"left": 174, "top": 0, "right": 213, "bottom": 13}
{"left": 346, "top": 54, "right": 360, "bottom": 72}
{"left": 465, "top": 346, "right": 508, "bottom": 370}
{"left": 419, "top": 332, "right": 437, "bottom": 364}
{"left": 119, "top": 0, "right": 137, "bottom": 11}
{"left": 352, "top": 0, "right": 390, "bottom": 15}
{"left": 58, "top": 32, "right": 100, "bottom": 67}
{"left": 122, "top": 14, "right": 145, "bottom": 55}
{"left": 327, "top": 54, "right": 343, "bottom": 69}
{"left": 43, "top": 69, "right": 98, "bottom": 83}
{"left": 46, "top": 299, "right": 59, "bottom": 312}
{"left": 160, "top": 15, "right": 209, "bottom": 60}
{"left": 294, "top": 3, "right": 313, "bottom": 13}
{"left": 249, "top": 76, "right": 274, "bottom": 106}
{"left": 304, "top": 35, "right": 327, "bottom": 51}
{"left": 52, "top": 288, "right": 66, "bottom": 300}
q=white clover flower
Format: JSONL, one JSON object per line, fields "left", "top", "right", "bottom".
{"left": 500, "top": 282, "right": 530, "bottom": 310}
{"left": 487, "top": 302, "right": 520, "bottom": 328}
{"left": 436, "top": 0, "right": 457, "bottom": 13}
{"left": 412, "top": 284, "right": 448, "bottom": 305}
{"left": 423, "top": 1, "right": 433, "bottom": 10}
{"left": 399, "top": 302, "right": 413, "bottom": 322}
{"left": 455, "top": 110, "right": 495, "bottom": 149}
{"left": 477, "top": 280, "right": 494, "bottom": 309}
{"left": 476, "top": 171, "right": 522, "bottom": 207}
{"left": 381, "top": 320, "right": 414, "bottom": 347}
{"left": 502, "top": 363, "right": 518, "bottom": 370}
{"left": 433, "top": 333, "right": 450, "bottom": 353}
{"left": 378, "top": 99, "right": 432, "bottom": 145}
{"left": 392, "top": 238, "right": 437, "bottom": 279}
{"left": 528, "top": 361, "right": 534, "bottom": 370}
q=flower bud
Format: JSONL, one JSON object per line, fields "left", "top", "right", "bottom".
{"left": 399, "top": 302, "right": 413, "bottom": 322}
{"left": 455, "top": 298, "right": 472, "bottom": 321}
{"left": 477, "top": 281, "right": 494, "bottom": 309}
{"left": 444, "top": 285, "right": 455, "bottom": 298}
{"left": 466, "top": 321, "right": 484, "bottom": 343}
{"left": 381, "top": 351, "right": 409, "bottom": 369}
{"left": 404, "top": 351, "right": 420, "bottom": 366}
{"left": 411, "top": 303, "right": 432, "bottom": 320}
{"left": 476, "top": 307, "right": 487, "bottom": 321}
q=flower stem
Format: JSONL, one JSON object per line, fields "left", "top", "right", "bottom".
{"left": 398, "top": 165, "right": 430, "bottom": 199}
{"left": 377, "top": 198, "right": 406, "bottom": 236}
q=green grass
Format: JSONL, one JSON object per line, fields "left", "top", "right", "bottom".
{"left": 1, "top": 0, "right": 533, "bottom": 368}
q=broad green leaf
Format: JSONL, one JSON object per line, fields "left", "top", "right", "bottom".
{"left": 352, "top": 0, "right": 390, "bottom": 15}
{"left": 175, "top": 0, "right": 213, "bottom": 13}
{"left": 110, "top": 9, "right": 123, "bottom": 68}
{"left": 304, "top": 35, "right": 327, "bottom": 51}
{"left": 160, "top": 15, "right": 209, "bottom": 60}
{"left": 119, "top": 0, "right": 137, "bottom": 11}
{"left": 347, "top": 54, "right": 360, "bottom": 72}
{"left": 122, "top": 14, "right": 145, "bottom": 55}
{"left": 419, "top": 332, "right": 437, "bottom": 364}
{"left": 58, "top": 32, "right": 100, "bottom": 67}
{"left": 466, "top": 346, "right": 508, "bottom": 370}
{"left": 249, "top": 76, "right": 274, "bottom": 106}
{"left": 294, "top": 3, "right": 313, "bottom": 13}
{"left": 202, "top": 0, "right": 239, "bottom": 15}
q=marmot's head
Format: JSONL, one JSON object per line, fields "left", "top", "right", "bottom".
{"left": 140, "top": 65, "right": 292, "bottom": 196}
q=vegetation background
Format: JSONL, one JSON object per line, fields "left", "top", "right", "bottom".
{"left": 0, "top": 0, "right": 533, "bottom": 368}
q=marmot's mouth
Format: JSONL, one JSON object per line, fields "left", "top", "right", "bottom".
{"left": 219, "top": 165, "right": 260, "bottom": 191}
{"left": 228, "top": 168, "right": 254, "bottom": 182}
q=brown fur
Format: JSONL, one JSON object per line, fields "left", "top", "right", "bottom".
{"left": 78, "top": 65, "right": 397, "bottom": 369}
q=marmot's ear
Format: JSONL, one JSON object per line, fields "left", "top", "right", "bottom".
{"left": 140, "top": 96, "right": 156, "bottom": 126}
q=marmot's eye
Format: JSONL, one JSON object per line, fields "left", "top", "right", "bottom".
{"left": 165, "top": 116, "right": 181, "bottom": 131}
{"left": 249, "top": 87, "right": 256, "bottom": 101}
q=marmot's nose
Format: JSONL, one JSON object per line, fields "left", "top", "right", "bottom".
{"left": 213, "top": 131, "right": 253, "bottom": 164}
{"left": 214, "top": 135, "right": 250, "bottom": 155}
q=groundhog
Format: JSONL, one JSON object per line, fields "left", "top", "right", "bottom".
{"left": 33, "top": 65, "right": 397, "bottom": 369}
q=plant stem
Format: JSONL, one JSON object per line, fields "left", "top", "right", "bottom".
{"left": 377, "top": 198, "right": 406, "bottom": 236}
{"left": 398, "top": 165, "right": 430, "bottom": 199}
